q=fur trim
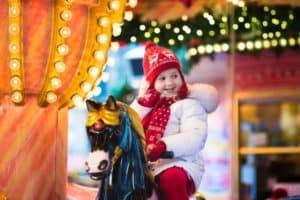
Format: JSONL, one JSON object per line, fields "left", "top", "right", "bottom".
{"left": 188, "top": 84, "right": 219, "bottom": 113}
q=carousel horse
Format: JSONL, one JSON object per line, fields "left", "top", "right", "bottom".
{"left": 84, "top": 96, "right": 158, "bottom": 200}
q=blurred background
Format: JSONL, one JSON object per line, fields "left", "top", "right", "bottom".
{"left": 66, "top": 1, "right": 300, "bottom": 199}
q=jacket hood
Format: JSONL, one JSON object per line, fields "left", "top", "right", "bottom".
{"left": 188, "top": 84, "right": 219, "bottom": 113}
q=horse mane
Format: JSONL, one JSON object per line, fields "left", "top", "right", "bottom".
{"left": 116, "top": 101, "right": 147, "bottom": 155}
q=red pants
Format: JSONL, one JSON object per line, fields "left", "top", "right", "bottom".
{"left": 156, "top": 166, "right": 195, "bottom": 200}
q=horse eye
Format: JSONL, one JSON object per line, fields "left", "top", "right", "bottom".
{"left": 98, "top": 160, "right": 108, "bottom": 170}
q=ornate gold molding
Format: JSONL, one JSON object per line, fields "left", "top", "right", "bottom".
{"left": 8, "top": 0, "right": 24, "bottom": 105}
{"left": 38, "top": 0, "right": 73, "bottom": 106}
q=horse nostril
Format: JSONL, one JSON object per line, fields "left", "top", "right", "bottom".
{"left": 98, "top": 160, "right": 108, "bottom": 170}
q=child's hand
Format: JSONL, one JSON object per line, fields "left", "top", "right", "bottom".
{"left": 147, "top": 141, "right": 166, "bottom": 162}
{"left": 138, "top": 78, "right": 150, "bottom": 97}
{"left": 138, "top": 88, "right": 160, "bottom": 107}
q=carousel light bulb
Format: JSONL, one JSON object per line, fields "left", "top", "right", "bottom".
{"left": 221, "top": 43, "right": 230, "bottom": 52}
{"left": 275, "top": 31, "right": 281, "bottom": 38}
{"left": 94, "top": 50, "right": 105, "bottom": 61}
{"left": 288, "top": 38, "right": 296, "bottom": 46}
{"left": 11, "top": 91, "right": 23, "bottom": 103}
{"left": 124, "top": 11, "right": 133, "bottom": 21}
{"left": 263, "top": 40, "right": 271, "bottom": 48}
{"left": 59, "top": 27, "right": 71, "bottom": 38}
{"left": 9, "top": 24, "right": 19, "bottom": 34}
{"left": 153, "top": 37, "right": 159, "bottom": 43}
{"left": 262, "top": 21, "right": 268, "bottom": 27}
{"left": 221, "top": 16, "right": 228, "bottom": 23}
{"left": 233, "top": 24, "right": 238, "bottom": 30}
{"left": 173, "top": 27, "right": 180, "bottom": 34}
{"left": 109, "top": 0, "right": 120, "bottom": 11}
{"left": 139, "top": 24, "right": 146, "bottom": 31}
{"left": 110, "top": 42, "right": 120, "bottom": 51}
{"left": 91, "top": 87, "right": 102, "bottom": 96}
{"left": 112, "top": 23, "right": 122, "bottom": 37}
{"left": 209, "top": 30, "right": 215, "bottom": 37}
{"left": 271, "top": 39, "right": 278, "bottom": 47}
{"left": 197, "top": 46, "right": 205, "bottom": 54}
{"left": 165, "top": 23, "right": 171, "bottom": 29}
{"left": 46, "top": 92, "right": 57, "bottom": 104}
{"left": 181, "top": 15, "right": 188, "bottom": 21}
{"left": 144, "top": 32, "right": 150, "bottom": 38}
{"left": 268, "top": 32, "right": 274, "bottom": 38}
{"left": 244, "top": 23, "right": 250, "bottom": 29}
{"left": 206, "top": 45, "right": 213, "bottom": 54}
{"left": 130, "top": 36, "right": 137, "bottom": 42}
{"left": 88, "top": 66, "right": 100, "bottom": 78}
{"left": 10, "top": 76, "right": 21, "bottom": 87}
{"left": 270, "top": 9, "right": 276, "bottom": 16}
{"left": 97, "top": 34, "right": 108, "bottom": 44}
{"left": 57, "top": 44, "right": 69, "bottom": 55}
{"left": 177, "top": 34, "right": 184, "bottom": 41}
{"left": 151, "top": 21, "right": 157, "bottom": 27}
{"left": 189, "top": 48, "right": 197, "bottom": 56}
{"left": 9, "top": 43, "right": 19, "bottom": 53}
{"left": 238, "top": 1, "right": 245, "bottom": 7}
{"left": 9, "top": 59, "right": 20, "bottom": 70}
{"left": 101, "top": 72, "right": 110, "bottom": 82}
{"left": 246, "top": 41, "right": 254, "bottom": 50}
{"left": 196, "top": 29, "right": 203, "bottom": 36}
{"left": 55, "top": 61, "right": 66, "bottom": 73}
{"left": 220, "top": 29, "right": 227, "bottom": 35}
{"left": 72, "top": 94, "right": 83, "bottom": 106}
{"left": 60, "top": 10, "right": 72, "bottom": 21}
{"left": 50, "top": 77, "right": 62, "bottom": 89}
{"left": 98, "top": 17, "right": 110, "bottom": 27}
{"left": 254, "top": 40, "right": 262, "bottom": 49}
{"left": 237, "top": 42, "right": 246, "bottom": 51}
{"left": 128, "top": 0, "right": 138, "bottom": 8}
{"left": 297, "top": 37, "right": 300, "bottom": 45}
{"left": 9, "top": 6, "right": 20, "bottom": 17}
{"left": 213, "top": 44, "right": 221, "bottom": 52}
{"left": 281, "top": 21, "right": 287, "bottom": 30}
{"left": 182, "top": 25, "right": 191, "bottom": 34}
{"left": 168, "top": 39, "right": 175, "bottom": 46}
{"left": 154, "top": 27, "right": 160, "bottom": 34}
{"left": 81, "top": 81, "right": 92, "bottom": 92}
{"left": 279, "top": 38, "right": 287, "bottom": 47}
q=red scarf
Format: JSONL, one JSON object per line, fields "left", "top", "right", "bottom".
{"left": 142, "top": 85, "right": 188, "bottom": 145}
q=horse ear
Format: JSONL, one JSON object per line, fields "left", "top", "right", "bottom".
{"left": 86, "top": 99, "right": 102, "bottom": 112}
{"left": 105, "top": 96, "right": 118, "bottom": 111}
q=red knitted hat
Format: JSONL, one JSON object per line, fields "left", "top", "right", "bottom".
{"left": 143, "top": 42, "right": 183, "bottom": 85}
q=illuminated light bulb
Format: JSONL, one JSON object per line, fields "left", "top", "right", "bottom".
{"left": 88, "top": 66, "right": 100, "bottom": 78}
{"left": 107, "top": 57, "right": 116, "bottom": 67}
{"left": 9, "top": 6, "right": 20, "bottom": 17}
{"left": 281, "top": 21, "right": 287, "bottom": 30}
{"left": 262, "top": 33, "right": 268, "bottom": 39}
{"left": 189, "top": 48, "right": 197, "bottom": 56}
{"left": 182, "top": 25, "right": 191, "bottom": 34}
{"left": 197, "top": 46, "right": 205, "bottom": 54}
{"left": 9, "top": 43, "right": 19, "bottom": 53}
{"left": 59, "top": 27, "right": 71, "bottom": 38}
{"left": 196, "top": 29, "right": 203, "bottom": 36}
{"left": 213, "top": 44, "right": 221, "bottom": 52}
{"left": 92, "top": 87, "right": 102, "bottom": 96}
{"left": 244, "top": 23, "right": 250, "bottom": 29}
{"left": 272, "top": 18, "right": 279, "bottom": 25}
{"left": 10, "top": 76, "right": 21, "bottom": 87}
{"left": 46, "top": 92, "right": 57, "bottom": 104}
{"left": 101, "top": 72, "right": 110, "bottom": 82}
{"left": 173, "top": 27, "right": 180, "bottom": 34}
{"left": 94, "top": 50, "right": 105, "bottom": 61}
{"left": 151, "top": 21, "right": 157, "bottom": 27}
{"left": 9, "top": 59, "right": 20, "bottom": 70}
{"left": 60, "top": 10, "right": 72, "bottom": 21}
{"left": 144, "top": 32, "right": 150, "bottom": 38}
{"left": 271, "top": 39, "right": 278, "bottom": 47}
{"left": 221, "top": 43, "right": 230, "bottom": 52}
{"left": 97, "top": 34, "right": 108, "bottom": 44}
{"left": 9, "top": 24, "right": 19, "bottom": 34}
{"left": 238, "top": 1, "right": 245, "bottom": 7}
{"left": 168, "top": 39, "right": 175, "bottom": 46}
{"left": 220, "top": 29, "right": 227, "bottom": 35}
{"left": 81, "top": 81, "right": 92, "bottom": 92}
{"left": 233, "top": 24, "right": 238, "bottom": 30}
{"left": 139, "top": 24, "right": 146, "bottom": 31}
{"left": 124, "top": 11, "right": 133, "bottom": 21}
{"left": 221, "top": 16, "right": 228, "bottom": 23}
{"left": 262, "top": 21, "right": 268, "bottom": 27}
{"left": 177, "top": 34, "right": 184, "bottom": 41}
{"left": 112, "top": 23, "right": 122, "bottom": 37}
{"left": 181, "top": 15, "right": 188, "bottom": 21}
{"left": 11, "top": 91, "right": 23, "bottom": 103}
{"left": 50, "top": 77, "right": 62, "bottom": 89}
{"left": 246, "top": 41, "right": 254, "bottom": 50}
{"left": 57, "top": 44, "right": 69, "bottom": 55}
{"left": 205, "top": 45, "right": 213, "bottom": 54}
{"left": 154, "top": 27, "right": 160, "bottom": 34}
{"left": 237, "top": 42, "right": 246, "bottom": 51}
{"left": 128, "top": 0, "right": 138, "bottom": 8}
{"left": 165, "top": 23, "right": 171, "bottom": 29}
{"left": 263, "top": 40, "right": 271, "bottom": 49}
{"left": 268, "top": 32, "right": 274, "bottom": 39}
{"left": 55, "top": 61, "right": 66, "bottom": 73}
{"left": 153, "top": 37, "right": 159, "bottom": 43}
{"left": 275, "top": 31, "right": 281, "bottom": 38}
{"left": 98, "top": 17, "right": 110, "bottom": 27}
{"left": 254, "top": 40, "right": 262, "bottom": 49}
{"left": 270, "top": 9, "right": 276, "bottom": 16}
{"left": 288, "top": 38, "right": 296, "bottom": 46}
{"left": 279, "top": 38, "right": 287, "bottom": 47}
{"left": 72, "top": 94, "right": 83, "bottom": 106}
{"left": 130, "top": 36, "right": 137, "bottom": 42}
{"left": 109, "top": 0, "right": 120, "bottom": 11}
{"left": 209, "top": 30, "right": 215, "bottom": 37}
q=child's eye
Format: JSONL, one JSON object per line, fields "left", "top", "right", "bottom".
{"left": 159, "top": 76, "right": 166, "bottom": 81}
{"left": 171, "top": 74, "right": 178, "bottom": 79}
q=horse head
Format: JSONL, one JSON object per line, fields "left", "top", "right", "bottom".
{"left": 85, "top": 96, "right": 122, "bottom": 180}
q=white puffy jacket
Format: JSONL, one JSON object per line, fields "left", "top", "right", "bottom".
{"left": 131, "top": 84, "right": 218, "bottom": 187}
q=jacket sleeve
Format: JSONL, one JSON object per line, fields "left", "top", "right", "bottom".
{"left": 161, "top": 99, "right": 208, "bottom": 157}
{"left": 130, "top": 99, "right": 152, "bottom": 120}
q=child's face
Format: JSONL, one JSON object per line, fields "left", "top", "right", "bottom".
{"left": 154, "top": 68, "right": 183, "bottom": 97}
